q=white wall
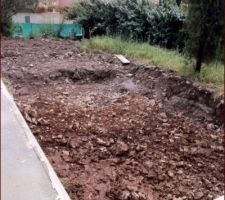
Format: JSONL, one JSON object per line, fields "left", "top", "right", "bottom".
{"left": 12, "top": 12, "right": 64, "bottom": 24}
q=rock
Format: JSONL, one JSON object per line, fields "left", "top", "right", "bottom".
{"left": 56, "top": 134, "right": 63, "bottom": 139}
{"left": 28, "top": 109, "right": 37, "bottom": 118}
{"left": 131, "top": 192, "right": 139, "bottom": 200}
{"left": 114, "top": 141, "right": 129, "bottom": 156}
{"left": 127, "top": 185, "right": 138, "bottom": 192}
{"left": 122, "top": 107, "right": 129, "bottom": 112}
{"left": 65, "top": 51, "right": 73, "bottom": 57}
{"left": 126, "top": 73, "right": 133, "bottom": 77}
{"left": 62, "top": 150, "right": 70, "bottom": 156}
{"left": 168, "top": 170, "right": 174, "bottom": 178}
{"left": 75, "top": 122, "right": 80, "bottom": 128}
{"left": 207, "top": 123, "right": 215, "bottom": 130}
{"left": 50, "top": 52, "right": 57, "bottom": 57}
{"left": 109, "top": 138, "right": 115, "bottom": 144}
{"left": 37, "top": 118, "right": 49, "bottom": 125}
{"left": 186, "top": 80, "right": 191, "bottom": 84}
{"left": 160, "top": 112, "right": 167, "bottom": 119}
{"left": 162, "top": 92, "right": 166, "bottom": 97}
{"left": 173, "top": 198, "right": 185, "bottom": 200}
{"left": 158, "top": 103, "right": 163, "bottom": 108}
{"left": 24, "top": 112, "right": 33, "bottom": 123}
{"left": 96, "top": 138, "right": 110, "bottom": 147}
{"left": 62, "top": 91, "right": 69, "bottom": 96}
{"left": 29, "top": 63, "right": 34, "bottom": 67}
{"left": 69, "top": 141, "right": 76, "bottom": 148}
{"left": 68, "top": 124, "right": 74, "bottom": 130}
{"left": 194, "top": 191, "right": 204, "bottom": 199}
{"left": 162, "top": 123, "right": 170, "bottom": 127}
{"left": 121, "top": 191, "right": 130, "bottom": 200}
{"left": 207, "top": 194, "right": 213, "bottom": 199}
{"left": 144, "top": 161, "right": 153, "bottom": 169}
{"left": 112, "top": 112, "right": 117, "bottom": 117}
{"left": 62, "top": 150, "right": 70, "bottom": 162}
{"left": 136, "top": 144, "right": 147, "bottom": 152}
{"left": 149, "top": 99, "right": 156, "bottom": 107}
{"left": 161, "top": 118, "right": 168, "bottom": 123}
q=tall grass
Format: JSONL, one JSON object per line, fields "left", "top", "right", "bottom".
{"left": 81, "top": 36, "right": 224, "bottom": 91}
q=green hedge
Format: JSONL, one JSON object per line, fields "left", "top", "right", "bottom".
{"left": 67, "top": 0, "right": 186, "bottom": 49}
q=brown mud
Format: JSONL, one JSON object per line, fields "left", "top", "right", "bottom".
{"left": 1, "top": 38, "right": 224, "bottom": 200}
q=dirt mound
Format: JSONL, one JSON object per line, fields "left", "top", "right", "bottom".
{"left": 129, "top": 65, "right": 224, "bottom": 124}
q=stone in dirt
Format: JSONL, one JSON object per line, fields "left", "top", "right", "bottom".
{"left": 113, "top": 141, "right": 129, "bottom": 156}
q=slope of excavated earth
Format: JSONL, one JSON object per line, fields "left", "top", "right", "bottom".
{"left": 1, "top": 38, "right": 224, "bottom": 200}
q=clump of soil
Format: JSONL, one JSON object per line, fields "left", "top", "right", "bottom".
{"left": 1, "top": 38, "right": 224, "bottom": 200}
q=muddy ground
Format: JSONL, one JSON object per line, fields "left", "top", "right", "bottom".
{"left": 1, "top": 38, "right": 224, "bottom": 200}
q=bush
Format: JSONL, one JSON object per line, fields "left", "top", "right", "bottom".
{"left": 113, "top": 0, "right": 153, "bottom": 40}
{"left": 67, "top": 0, "right": 186, "bottom": 49}
{"left": 2, "top": 0, "right": 13, "bottom": 36}
{"left": 39, "top": 24, "right": 58, "bottom": 38}
{"left": 146, "top": 2, "right": 186, "bottom": 49}
{"left": 2, "top": 17, "right": 12, "bottom": 36}
{"left": 67, "top": 0, "right": 118, "bottom": 38}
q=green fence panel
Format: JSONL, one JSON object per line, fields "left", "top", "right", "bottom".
{"left": 12, "top": 23, "right": 83, "bottom": 38}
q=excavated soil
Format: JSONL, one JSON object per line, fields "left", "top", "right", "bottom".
{"left": 1, "top": 38, "right": 224, "bottom": 200}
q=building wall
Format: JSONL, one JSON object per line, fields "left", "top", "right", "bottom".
{"left": 12, "top": 12, "right": 64, "bottom": 24}
{"left": 54, "top": 0, "right": 73, "bottom": 8}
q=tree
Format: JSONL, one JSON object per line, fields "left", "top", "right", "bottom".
{"left": 185, "top": 0, "right": 224, "bottom": 73}
{"left": 1, "top": 0, "right": 38, "bottom": 36}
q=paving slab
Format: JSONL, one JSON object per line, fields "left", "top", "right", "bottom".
{"left": 1, "top": 81, "right": 71, "bottom": 200}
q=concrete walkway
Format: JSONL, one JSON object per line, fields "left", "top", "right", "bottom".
{"left": 1, "top": 81, "right": 71, "bottom": 200}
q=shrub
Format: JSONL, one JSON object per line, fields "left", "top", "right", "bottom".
{"left": 114, "top": 0, "right": 153, "bottom": 40}
{"left": 2, "top": 0, "right": 13, "bottom": 36}
{"left": 67, "top": 0, "right": 186, "bottom": 49}
{"left": 67, "top": 0, "right": 118, "bottom": 38}
{"left": 39, "top": 24, "right": 58, "bottom": 38}
{"left": 146, "top": 2, "right": 186, "bottom": 49}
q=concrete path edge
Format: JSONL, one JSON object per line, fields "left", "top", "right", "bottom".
{"left": 1, "top": 80, "right": 71, "bottom": 200}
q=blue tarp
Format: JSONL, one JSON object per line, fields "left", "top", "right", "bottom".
{"left": 12, "top": 23, "right": 83, "bottom": 38}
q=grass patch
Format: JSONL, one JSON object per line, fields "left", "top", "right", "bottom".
{"left": 81, "top": 36, "right": 224, "bottom": 91}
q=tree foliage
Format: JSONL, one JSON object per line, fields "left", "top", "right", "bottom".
{"left": 145, "top": 2, "right": 186, "bottom": 49}
{"left": 185, "top": 0, "right": 224, "bottom": 72}
{"left": 67, "top": 0, "right": 185, "bottom": 49}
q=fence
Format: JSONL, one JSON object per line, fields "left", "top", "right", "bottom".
{"left": 12, "top": 23, "right": 83, "bottom": 38}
